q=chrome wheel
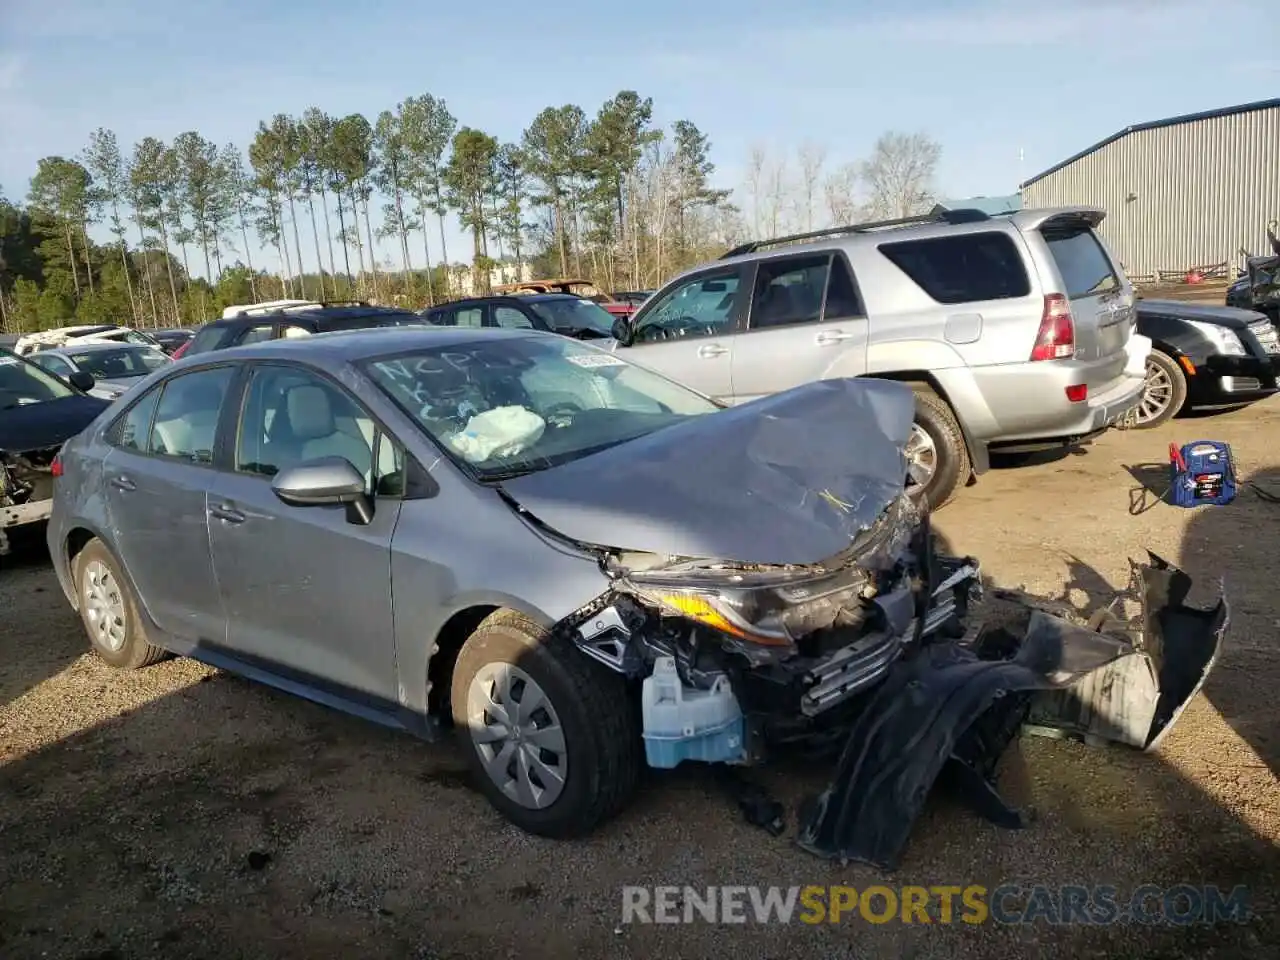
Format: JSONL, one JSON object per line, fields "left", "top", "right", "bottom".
{"left": 905, "top": 423, "right": 938, "bottom": 492}
{"left": 82, "top": 559, "right": 127, "bottom": 652}
{"left": 1136, "top": 358, "right": 1175, "bottom": 424}
{"left": 466, "top": 663, "right": 568, "bottom": 810}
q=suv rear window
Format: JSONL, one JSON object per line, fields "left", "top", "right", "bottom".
{"left": 1041, "top": 224, "right": 1120, "bottom": 299}
{"left": 878, "top": 232, "right": 1030, "bottom": 304}
{"left": 185, "top": 325, "right": 229, "bottom": 356}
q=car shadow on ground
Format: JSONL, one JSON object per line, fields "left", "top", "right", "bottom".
{"left": 0, "top": 526, "right": 1276, "bottom": 959}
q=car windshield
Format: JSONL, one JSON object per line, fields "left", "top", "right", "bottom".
{"left": 364, "top": 334, "right": 719, "bottom": 479}
{"left": 0, "top": 351, "right": 76, "bottom": 408}
{"left": 68, "top": 345, "right": 171, "bottom": 380}
{"left": 527, "top": 298, "right": 616, "bottom": 338}
{"left": 119, "top": 329, "right": 161, "bottom": 346}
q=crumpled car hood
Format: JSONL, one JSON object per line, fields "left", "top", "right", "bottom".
{"left": 500, "top": 377, "right": 915, "bottom": 566}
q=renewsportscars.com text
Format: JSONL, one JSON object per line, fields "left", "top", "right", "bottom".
{"left": 620, "top": 884, "right": 1251, "bottom": 926}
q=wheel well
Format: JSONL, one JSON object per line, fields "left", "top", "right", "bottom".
{"left": 868, "top": 370, "right": 984, "bottom": 482}
{"left": 426, "top": 604, "right": 499, "bottom": 723}
{"left": 65, "top": 527, "right": 95, "bottom": 569}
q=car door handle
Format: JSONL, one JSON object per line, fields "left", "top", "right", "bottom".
{"left": 209, "top": 503, "right": 246, "bottom": 524}
{"left": 697, "top": 343, "right": 728, "bottom": 358}
{"left": 815, "top": 330, "right": 855, "bottom": 345}
{"left": 109, "top": 475, "right": 136, "bottom": 492}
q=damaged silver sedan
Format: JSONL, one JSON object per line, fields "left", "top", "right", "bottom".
{"left": 47, "top": 328, "right": 1225, "bottom": 868}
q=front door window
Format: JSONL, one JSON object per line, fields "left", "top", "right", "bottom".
{"left": 633, "top": 270, "right": 741, "bottom": 343}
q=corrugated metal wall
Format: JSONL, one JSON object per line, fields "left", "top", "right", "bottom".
{"left": 1022, "top": 106, "right": 1280, "bottom": 276}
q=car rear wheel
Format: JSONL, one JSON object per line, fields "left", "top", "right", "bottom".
{"left": 450, "top": 609, "right": 642, "bottom": 838}
{"left": 1130, "top": 350, "right": 1187, "bottom": 429}
{"left": 906, "top": 387, "right": 969, "bottom": 510}
{"left": 74, "top": 538, "right": 167, "bottom": 669}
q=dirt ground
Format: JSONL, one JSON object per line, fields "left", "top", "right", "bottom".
{"left": 2, "top": 399, "right": 1279, "bottom": 960}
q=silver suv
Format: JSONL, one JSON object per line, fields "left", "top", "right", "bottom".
{"left": 610, "top": 206, "right": 1148, "bottom": 506}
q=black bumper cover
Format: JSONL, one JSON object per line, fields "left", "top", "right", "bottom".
{"left": 796, "top": 554, "right": 1226, "bottom": 870}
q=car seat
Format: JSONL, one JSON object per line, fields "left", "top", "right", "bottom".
{"left": 152, "top": 379, "right": 224, "bottom": 459}
{"left": 285, "top": 384, "right": 372, "bottom": 476}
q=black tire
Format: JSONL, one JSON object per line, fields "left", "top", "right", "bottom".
{"left": 450, "top": 609, "right": 642, "bottom": 838}
{"left": 73, "top": 538, "right": 167, "bottom": 669}
{"left": 907, "top": 386, "right": 970, "bottom": 510}
{"left": 1128, "top": 350, "right": 1187, "bottom": 430}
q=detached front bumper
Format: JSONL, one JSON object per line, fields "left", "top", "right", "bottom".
{"left": 795, "top": 554, "right": 1226, "bottom": 869}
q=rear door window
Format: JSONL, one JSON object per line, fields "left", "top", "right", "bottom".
{"left": 493, "top": 305, "right": 535, "bottom": 329}
{"left": 748, "top": 255, "right": 830, "bottom": 330}
{"left": 236, "top": 324, "right": 276, "bottom": 345}
{"left": 822, "top": 255, "right": 863, "bottom": 319}
{"left": 147, "top": 366, "right": 237, "bottom": 463}
{"left": 185, "top": 325, "right": 228, "bottom": 356}
{"left": 454, "top": 307, "right": 484, "bottom": 329}
{"left": 878, "top": 232, "right": 1031, "bottom": 304}
{"left": 1041, "top": 225, "right": 1121, "bottom": 299}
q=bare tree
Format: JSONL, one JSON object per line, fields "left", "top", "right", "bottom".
{"left": 824, "top": 162, "right": 862, "bottom": 225}
{"left": 744, "top": 145, "right": 767, "bottom": 240}
{"left": 763, "top": 152, "right": 790, "bottom": 238}
{"left": 859, "top": 131, "right": 942, "bottom": 219}
{"left": 796, "top": 142, "right": 827, "bottom": 232}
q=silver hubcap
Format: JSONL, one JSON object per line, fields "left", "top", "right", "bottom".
{"left": 82, "top": 559, "right": 127, "bottom": 652}
{"left": 905, "top": 423, "right": 938, "bottom": 493}
{"left": 1136, "top": 358, "right": 1174, "bottom": 423}
{"left": 466, "top": 663, "right": 568, "bottom": 810}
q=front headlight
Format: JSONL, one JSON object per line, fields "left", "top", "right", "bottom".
{"left": 1187, "top": 321, "right": 1246, "bottom": 356}
{"left": 626, "top": 564, "right": 872, "bottom": 650}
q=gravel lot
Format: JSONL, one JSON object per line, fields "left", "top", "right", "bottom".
{"left": 2, "top": 399, "right": 1278, "bottom": 960}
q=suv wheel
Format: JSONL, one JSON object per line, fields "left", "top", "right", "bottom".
{"left": 74, "top": 538, "right": 167, "bottom": 669}
{"left": 1128, "top": 350, "right": 1187, "bottom": 429}
{"left": 450, "top": 610, "right": 642, "bottom": 838}
{"left": 907, "top": 387, "right": 970, "bottom": 509}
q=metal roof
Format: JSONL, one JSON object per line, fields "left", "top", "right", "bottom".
{"left": 1020, "top": 97, "right": 1280, "bottom": 189}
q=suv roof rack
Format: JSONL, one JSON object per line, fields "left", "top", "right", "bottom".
{"left": 719, "top": 208, "right": 993, "bottom": 259}
{"left": 222, "top": 299, "right": 374, "bottom": 319}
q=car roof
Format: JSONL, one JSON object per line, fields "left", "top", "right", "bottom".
{"left": 39, "top": 340, "right": 161, "bottom": 356}
{"left": 185, "top": 325, "right": 557, "bottom": 367}
{"left": 207, "top": 304, "right": 420, "bottom": 327}
{"left": 426, "top": 293, "right": 584, "bottom": 310}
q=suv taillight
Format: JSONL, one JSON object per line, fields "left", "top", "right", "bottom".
{"left": 1030, "top": 293, "right": 1075, "bottom": 361}
{"left": 50, "top": 454, "right": 63, "bottom": 478}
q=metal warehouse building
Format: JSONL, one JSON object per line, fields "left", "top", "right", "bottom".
{"left": 1020, "top": 98, "right": 1280, "bottom": 279}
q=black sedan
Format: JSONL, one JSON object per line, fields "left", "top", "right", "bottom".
{"left": 1129, "top": 299, "right": 1280, "bottom": 428}
{"left": 1, "top": 349, "right": 110, "bottom": 555}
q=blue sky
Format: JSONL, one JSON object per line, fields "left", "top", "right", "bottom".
{"left": 1, "top": 0, "right": 1276, "bottom": 278}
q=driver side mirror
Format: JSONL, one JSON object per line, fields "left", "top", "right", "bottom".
{"left": 271, "top": 456, "right": 374, "bottom": 525}
{"left": 68, "top": 371, "right": 95, "bottom": 393}
{"left": 611, "top": 316, "right": 635, "bottom": 347}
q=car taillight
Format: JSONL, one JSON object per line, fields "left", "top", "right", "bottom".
{"left": 1030, "top": 293, "right": 1075, "bottom": 361}
{"left": 172, "top": 340, "right": 190, "bottom": 359}
{"left": 50, "top": 454, "right": 63, "bottom": 478}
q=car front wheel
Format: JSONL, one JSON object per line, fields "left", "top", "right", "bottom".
{"left": 450, "top": 610, "right": 642, "bottom": 838}
{"left": 905, "top": 387, "right": 970, "bottom": 510}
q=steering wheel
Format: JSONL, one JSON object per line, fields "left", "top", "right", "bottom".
{"left": 646, "top": 316, "right": 708, "bottom": 341}
{"left": 542, "top": 401, "right": 583, "bottom": 428}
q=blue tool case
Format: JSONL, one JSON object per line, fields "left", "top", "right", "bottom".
{"left": 1169, "top": 441, "right": 1237, "bottom": 507}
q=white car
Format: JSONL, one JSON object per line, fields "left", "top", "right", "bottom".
{"left": 13, "top": 324, "right": 164, "bottom": 357}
